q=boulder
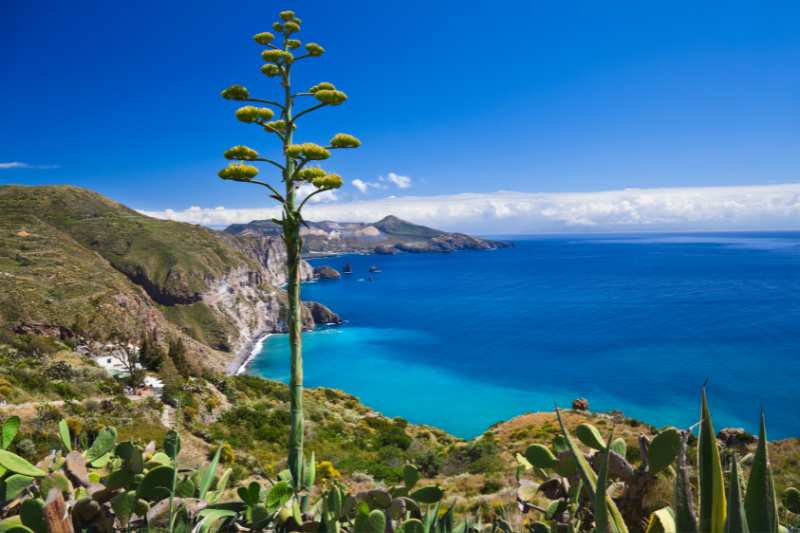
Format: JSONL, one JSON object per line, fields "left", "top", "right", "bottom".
{"left": 572, "top": 398, "right": 589, "bottom": 411}
{"left": 718, "top": 427, "right": 756, "bottom": 448}
{"left": 314, "top": 265, "right": 341, "bottom": 280}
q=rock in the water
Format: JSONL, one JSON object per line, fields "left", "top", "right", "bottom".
{"left": 718, "top": 427, "right": 755, "bottom": 447}
{"left": 304, "top": 301, "right": 343, "bottom": 325}
{"left": 572, "top": 398, "right": 589, "bottom": 411}
{"left": 314, "top": 265, "right": 341, "bottom": 280}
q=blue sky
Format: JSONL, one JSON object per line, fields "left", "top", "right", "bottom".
{"left": 2, "top": 1, "right": 799, "bottom": 231}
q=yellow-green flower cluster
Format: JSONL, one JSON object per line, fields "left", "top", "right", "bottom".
{"left": 312, "top": 173, "right": 343, "bottom": 189}
{"left": 283, "top": 21, "right": 300, "bottom": 33}
{"left": 235, "top": 106, "right": 274, "bottom": 123}
{"left": 305, "top": 43, "right": 324, "bottom": 57}
{"left": 296, "top": 167, "right": 327, "bottom": 181}
{"left": 260, "top": 64, "right": 281, "bottom": 77}
{"left": 287, "top": 39, "right": 301, "bottom": 49}
{"left": 261, "top": 49, "right": 294, "bottom": 64}
{"left": 219, "top": 163, "right": 259, "bottom": 181}
{"left": 285, "top": 143, "right": 331, "bottom": 160}
{"left": 309, "top": 82, "right": 336, "bottom": 93}
{"left": 314, "top": 89, "right": 348, "bottom": 106}
{"left": 224, "top": 145, "right": 259, "bottom": 160}
{"left": 330, "top": 133, "right": 361, "bottom": 149}
{"left": 264, "top": 120, "right": 294, "bottom": 134}
{"left": 279, "top": 10, "right": 296, "bottom": 21}
{"left": 221, "top": 85, "right": 249, "bottom": 101}
{"left": 272, "top": 22, "right": 284, "bottom": 32}
{"left": 253, "top": 32, "right": 275, "bottom": 45}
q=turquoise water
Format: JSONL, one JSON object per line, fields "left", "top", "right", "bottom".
{"left": 248, "top": 233, "right": 800, "bottom": 439}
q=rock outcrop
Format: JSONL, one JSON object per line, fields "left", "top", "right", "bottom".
{"left": 304, "top": 301, "right": 343, "bottom": 325}
{"left": 313, "top": 266, "right": 341, "bottom": 280}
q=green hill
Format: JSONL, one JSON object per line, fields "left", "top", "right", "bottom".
{"left": 0, "top": 185, "right": 318, "bottom": 371}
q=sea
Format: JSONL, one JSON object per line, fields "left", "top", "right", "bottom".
{"left": 246, "top": 232, "right": 800, "bottom": 439}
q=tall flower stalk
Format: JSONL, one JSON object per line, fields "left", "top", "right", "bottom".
{"left": 219, "top": 9, "right": 359, "bottom": 485}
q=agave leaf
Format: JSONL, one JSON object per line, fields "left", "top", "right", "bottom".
{"left": 672, "top": 431, "right": 698, "bottom": 533}
{"left": 555, "top": 408, "right": 628, "bottom": 533}
{"left": 198, "top": 444, "right": 222, "bottom": 500}
{"left": 304, "top": 451, "right": 316, "bottom": 489}
{"left": 744, "top": 410, "right": 778, "bottom": 533}
{"left": 593, "top": 428, "right": 616, "bottom": 533}
{"left": 698, "top": 388, "right": 726, "bottom": 533}
{"left": 726, "top": 455, "right": 750, "bottom": 533}
{"left": 1, "top": 416, "right": 20, "bottom": 450}
{"left": 0, "top": 450, "right": 46, "bottom": 477}
{"left": 645, "top": 507, "right": 676, "bottom": 533}
{"left": 196, "top": 509, "right": 236, "bottom": 533}
{"left": 57, "top": 420, "right": 71, "bottom": 452}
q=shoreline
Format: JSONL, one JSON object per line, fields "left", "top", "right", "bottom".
{"left": 227, "top": 332, "right": 272, "bottom": 376}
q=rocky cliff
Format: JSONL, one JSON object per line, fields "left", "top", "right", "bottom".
{"left": 0, "top": 185, "right": 331, "bottom": 372}
{"left": 225, "top": 215, "right": 511, "bottom": 255}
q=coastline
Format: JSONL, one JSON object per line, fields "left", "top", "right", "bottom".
{"left": 227, "top": 332, "right": 272, "bottom": 376}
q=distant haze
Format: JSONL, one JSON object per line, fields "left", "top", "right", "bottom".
{"left": 140, "top": 182, "right": 800, "bottom": 235}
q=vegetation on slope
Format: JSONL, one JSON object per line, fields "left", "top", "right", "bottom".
{"left": 0, "top": 377, "right": 798, "bottom": 532}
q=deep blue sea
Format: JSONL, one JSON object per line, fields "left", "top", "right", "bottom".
{"left": 248, "top": 233, "right": 800, "bottom": 439}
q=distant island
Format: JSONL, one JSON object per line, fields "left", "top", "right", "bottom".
{"left": 225, "top": 215, "right": 512, "bottom": 255}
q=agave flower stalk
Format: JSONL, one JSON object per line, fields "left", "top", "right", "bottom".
{"left": 219, "top": 9, "right": 360, "bottom": 488}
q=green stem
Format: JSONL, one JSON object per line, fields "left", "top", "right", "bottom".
{"left": 280, "top": 39, "right": 305, "bottom": 490}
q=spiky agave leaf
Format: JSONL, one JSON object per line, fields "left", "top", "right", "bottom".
{"left": 744, "top": 411, "right": 778, "bottom": 533}
{"left": 555, "top": 408, "right": 628, "bottom": 533}
{"left": 673, "top": 431, "right": 699, "bottom": 533}
{"left": 698, "top": 388, "right": 726, "bottom": 533}
{"left": 593, "top": 428, "right": 616, "bottom": 533}
{"left": 726, "top": 454, "right": 750, "bottom": 533}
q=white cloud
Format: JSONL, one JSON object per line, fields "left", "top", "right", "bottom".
{"left": 386, "top": 172, "right": 411, "bottom": 189}
{"left": 351, "top": 172, "right": 412, "bottom": 194}
{"left": 0, "top": 161, "right": 60, "bottom": 170}
{"left": 140, "top": 183, "right": 800, "bottom": 234}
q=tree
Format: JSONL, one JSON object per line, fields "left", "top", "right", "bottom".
{"left": 168, "top": 337, "right": 190, "bottom": 378}
{"left": 139, "top": 329, "right": 164, "bottom": 371}
{"left": 159, "top": 355, "right": 183, "bottom": 406}
{"left": 108, "top": 343, "right": 145, "bottom": 390}
{"left": 218, "top": 9, "right": 360, "bottom": 485}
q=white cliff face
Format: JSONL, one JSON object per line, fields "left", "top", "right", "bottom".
{"left": 202, "top": 235, "right": 316, "bottom": 372}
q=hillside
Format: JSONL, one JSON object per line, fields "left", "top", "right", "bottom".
{"left": 0, "top": 185, "right": 328, "bottom": 371}
{"left": 225, "top": 215, "right": 511, "bottom": 255}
